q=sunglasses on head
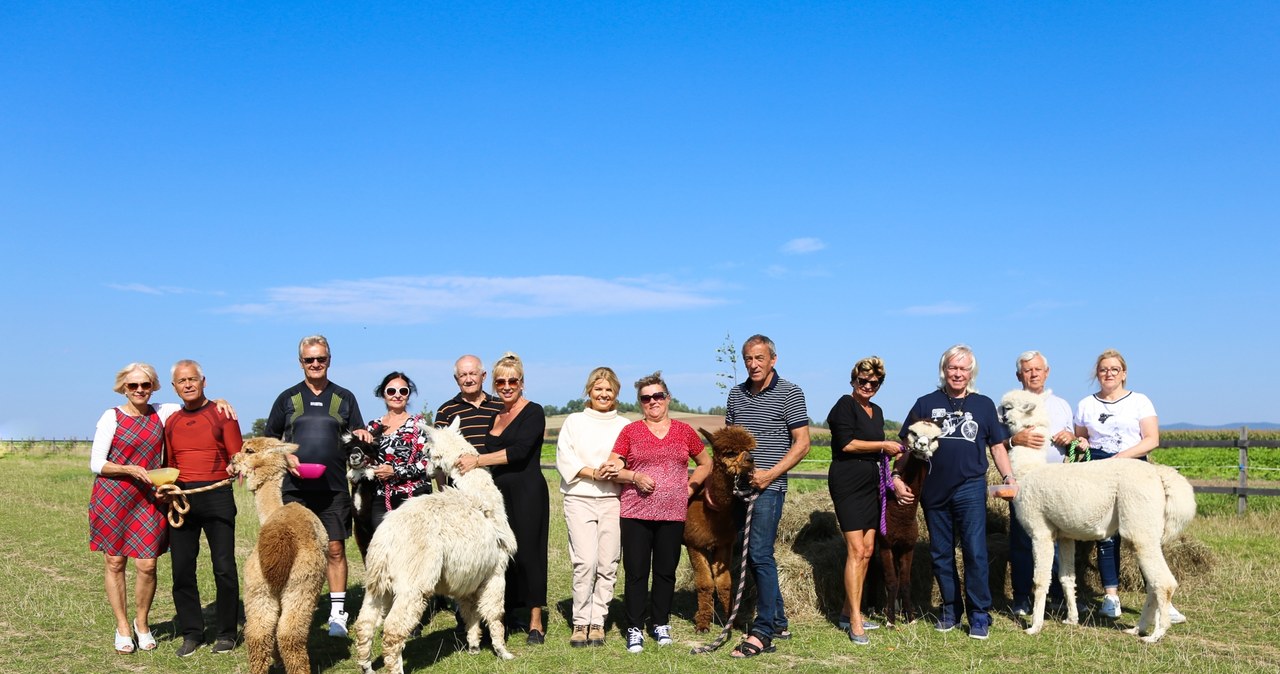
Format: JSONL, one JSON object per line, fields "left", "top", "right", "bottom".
{"left": 301, "top": 356, "right": 329, "bottom": 364}
{"left": 384, "top": 387, "right": 410, "bottom": 397}
{"left": 639, "top": 391, "right": 669, "bottom": 404}
{"left": 125, "top": 381, "right": 153, "bottom": 392}
{"left": 494, "top": 377, "right": 522, "bottom": 387}
{"left": 854, "top": 377, "right": 882, "bottom": 389}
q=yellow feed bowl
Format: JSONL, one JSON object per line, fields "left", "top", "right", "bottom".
{"left": 148, "top": 468, "right": 180, "bottom": 486}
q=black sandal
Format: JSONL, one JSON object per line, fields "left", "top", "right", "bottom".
{"left": 731, "top": 631, "right": 775, "bottom": 658}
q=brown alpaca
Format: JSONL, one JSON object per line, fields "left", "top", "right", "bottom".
{"left": 876, "top": 420, "right": 942, "bottom": 626}
{"left": 682, "top": 426, "right": 755, "bottom": 633}
{"left": 230, "top": 437, "right": 328, "bottom": 674}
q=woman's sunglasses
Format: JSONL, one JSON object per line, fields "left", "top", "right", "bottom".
{"left": 854, "top": 377, "right": 882, "bottom": 390}
{"left": 639, "top": 392, "right": 669, "bottom": 404}
{"left": 494, "top": 378, "right": 522, "bottom": 387}
{"left": 125, "top": 382, "right": 154, "bottom": 392}
{"left": 384, "top": 387, "right": 410, "bottom": 397}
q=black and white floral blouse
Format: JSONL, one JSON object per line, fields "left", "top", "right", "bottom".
{"left": 365, "top": 412, "right": 432, "bottom": 507}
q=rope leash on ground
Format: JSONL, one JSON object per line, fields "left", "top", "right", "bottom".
{"left": 690, "top": 478, "right": 759, "bottom": 655}
{"left": 155, "top": 479, "right": 233, "bottom": 527}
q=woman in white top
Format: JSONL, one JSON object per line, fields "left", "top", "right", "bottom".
{"left": 1073, "top": 349, "right": 1183, "bottom": 623}
{"left": 554, "top": 367, "right": 631, "bottom": 648}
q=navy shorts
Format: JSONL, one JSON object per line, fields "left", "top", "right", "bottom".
{"left": 283, "top": 490, "right": 352, "bottom": 541}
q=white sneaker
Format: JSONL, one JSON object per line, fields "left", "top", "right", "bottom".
{"left": 328, "top": 610, "right": 349, "bottom": 637}
{"left": 1100, "top": 595, "right": 1121, "bottom": 618}
{"left": 651, "top": 624, "right": 673, "bottom": 646}
{"left": 625, "top": 627, "right": 644, "bottom": 653}
{"left": 1167, "top": 604, "right": 1187, "bottom": 624}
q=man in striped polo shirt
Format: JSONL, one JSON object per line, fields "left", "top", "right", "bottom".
{"left": 435, "top": 354, "right": 503, "bottom": 449}
{"left": 725, "top": 334, "right": 811, "bottom": 658}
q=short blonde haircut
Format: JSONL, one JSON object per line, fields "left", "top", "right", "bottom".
{"left": 852, "top": 356, "right": 886, "bottom": 382}
{"left": 492, "top": 351, "right": 524, "bottom": 381}
{"left": 582, "top": 366, "right": 621, "bottom": 408}
{"left": 113, "top": 362, "right": 160, "bottom": 394}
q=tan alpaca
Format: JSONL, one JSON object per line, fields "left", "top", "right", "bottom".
{"left": 230, "top": 437, "right": 328, "bottom": 674}
{"left": 354, "top": 416, "right": 518, "bottom": 673}
{"left": 999, "top": 389, "right": 1196, "bottom": 644}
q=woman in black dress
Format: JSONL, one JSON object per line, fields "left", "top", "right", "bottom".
{"left": 826, "top": 356, "right": 902, "bottom": 645}
{"left": 456, "top": 352, "right": 549, "bottom": 644}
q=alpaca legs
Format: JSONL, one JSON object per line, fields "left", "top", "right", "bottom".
{"left": 354, "top": 589, "right": 388, "bottom": 674}
{"left": 476, "top": 578, "right": 515, "bottom": 660}
{"left": 1057, "top": 538, "right": 1079, "bottom": 625}
{"left": 1026, "top": 530, "right": 1057, "bottom": 635}
{"left": 380, "top": 592, "right": 426, "bottom": 674}
{"left": 687, "top": 547, "right": 716, "bottom": 632}
{"left": 711, "top": 546, "right": 733, "bottom": 628}
{"left": 244, "top": 594, "right": 280, "bottom": 674}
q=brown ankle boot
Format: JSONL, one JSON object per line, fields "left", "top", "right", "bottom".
{"left": 587, "top": 624, "right": 605, "bottom": 646}
{"left": 570, "top": 624, "right": 588, "bottom": 648}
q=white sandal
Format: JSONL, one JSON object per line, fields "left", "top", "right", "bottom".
{"left": 133, "top": 620, "right": 157, "bottom": 651}
{"left": 115, "top": 630, "right": 135, "bottom": 654}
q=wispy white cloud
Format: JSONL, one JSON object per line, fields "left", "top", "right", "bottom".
{"left": 894, "top": 301, "right": 974, "bottom": 316}
{"left": 781, "top": 237, "right": 825, "bottom": 254}
{"left": 107, "top": 283, "right": 226, "bottom": 297}
{"left": 218, "top": 275, "right": 726, "bottom": 324}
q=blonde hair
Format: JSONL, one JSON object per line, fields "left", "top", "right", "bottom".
{"left": 492, "top": 351, "right": 524, "bottom": 381}
{"left": 582, "top": 367, "right": 621, "bottom": 409}
{"left": 852, "top": 356, "right": 886, "bottom": 382}
{"left": 113, "top": 362, "right": 160, "bottom": 394}
{"left": 1092, "top": 348, "right": 1128, "bottom": 383}
{"left": 937, "top": 344, "right": 979, "bottom": 393}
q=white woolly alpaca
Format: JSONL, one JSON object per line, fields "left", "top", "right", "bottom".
{"left": 353, "top": 416, "right": 518, "bottom": 673}
{"left": 999, "top": 389, "right": 1196, "bottom": 643}
{"left": 229, "top": 438, "right": 328, "bottom": 674}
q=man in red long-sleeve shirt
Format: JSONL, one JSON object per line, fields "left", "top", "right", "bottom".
{"left": 164, "top": 360, "right": 243, "bottom": 658}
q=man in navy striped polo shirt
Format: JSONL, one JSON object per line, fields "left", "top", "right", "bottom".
{"left": 725, "top": 334, "right": 810, "bottom": 657}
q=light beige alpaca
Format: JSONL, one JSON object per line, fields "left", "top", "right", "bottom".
{"left": 999, "top": 389, "right": 1196, "bottom": 644}
{"left": 354, "top": 417, "right": 518, "bottom": 673}
{"left": 230, "top": 437, "right": 328, "bottom": 674}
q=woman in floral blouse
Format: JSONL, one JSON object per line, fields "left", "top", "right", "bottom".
{"left": 366, "top": 371, "right": 432, "bottom": 532}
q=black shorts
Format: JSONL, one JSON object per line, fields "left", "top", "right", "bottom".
{"left": 283, "top": 490, "right": 352, "bottom": 541}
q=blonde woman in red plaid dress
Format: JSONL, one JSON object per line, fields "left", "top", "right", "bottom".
{"left": 88, "top": 363, "right": 178, "bottom": 655}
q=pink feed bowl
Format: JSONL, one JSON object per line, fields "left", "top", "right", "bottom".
{"left": 295, "top": 463, "right": 327, "bottom": 480}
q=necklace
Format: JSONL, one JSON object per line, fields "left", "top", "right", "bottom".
{"left": 946, "top": 392, "right": 967, "bottom": 416}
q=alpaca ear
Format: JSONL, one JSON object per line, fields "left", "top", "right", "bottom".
{"left": 699, "top": 427, "right": 715, "bottom": 446}
{"left": 449, "top": 416, "right": 462, "bottom": 432}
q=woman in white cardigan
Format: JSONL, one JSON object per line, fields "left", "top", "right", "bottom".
{"left": 555, "top": 367, "right": 631, "bottom": 648}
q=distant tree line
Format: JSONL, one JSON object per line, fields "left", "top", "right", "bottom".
{"left": 542, "top": 398, "right": 726, "bottom": 417}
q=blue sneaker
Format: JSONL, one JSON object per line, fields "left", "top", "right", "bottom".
{"left": 1100, "top": 595, "right": 1122, "bottom": 618}
{"left": 1012, "top": 599, "right": 1031, "bottom": 617}
{"left": 935, "top": 617, "right": 957, "bottom": 633}
{"left": 969, "top": 622, "right": 989, "bottom": 640}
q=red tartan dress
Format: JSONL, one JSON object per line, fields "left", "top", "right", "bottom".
{"left": 88, "top": 407, "right": 169, "bottom": 557}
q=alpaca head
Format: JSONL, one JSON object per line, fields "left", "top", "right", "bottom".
{"left": 999, "top": 389, "right": 1049, "bottom": 438}
{"left": 700, "top": 426, "right": 756, "bottom": 495}
{"left": 230, "top": 436, "right": 299, "bottom": 492}
{"left": 905, "top": 420, "right": 943, "bottom": 460}
{"left": 343, "top": 431, "right": 381, "bottom": 475}
{"left": 426, "top": 416, "right": 478, "bottom": 482}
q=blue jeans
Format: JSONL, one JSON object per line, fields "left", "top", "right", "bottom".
{"left": 1009, "top": 502, "right": 1063, "bottom": 603}
{"left": 923, "top": 477, "right": 991, "bottom": 627}
{"left": 747, "top": 488, "right": 787, "bottom": 639}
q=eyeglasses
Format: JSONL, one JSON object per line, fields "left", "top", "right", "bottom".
{"left": 854, "top": 377, "right": 882, "bottom": 390}
{"left": 384, "top": 387, "right": 410, "bottom": 397}
{"left": 301, "top": 356, "right": 330, "bottom": 364}
{"left": 1098, "top": 367, "right": 1122, "bottom": 376}
{"left": 174, "top": 377, "right": 202, "bottom": 386}
{"left": 494, "top": 378, "right": 522, "bottom": 387}
{"left": 639, "top": 392, "right": 669, "bottom": 404}
{"left": 125, "top": 382, "right": 153, "bottom": 392}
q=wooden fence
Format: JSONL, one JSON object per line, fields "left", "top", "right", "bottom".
{"left": 1162, "top": 427, "right": 1280, "bottom": 515}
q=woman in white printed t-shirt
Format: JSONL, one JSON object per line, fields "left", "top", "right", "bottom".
{"left": 1073, "top": 349, "right": 1185, "bottom": 624}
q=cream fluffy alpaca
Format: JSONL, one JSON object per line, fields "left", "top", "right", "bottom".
{"left": 999, "top": 389, "right": 1196, "bottom": 644}
{"left": 353, "top": 416, "right": 518, "bottom": 673}
{"left": 230, "top": 437, "right": 328, "bottom": 674}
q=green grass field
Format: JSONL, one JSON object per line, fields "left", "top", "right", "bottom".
{"left": 4, "top": 443, "right": 1280, "bottom": 672}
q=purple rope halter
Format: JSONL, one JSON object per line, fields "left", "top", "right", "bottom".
{"left": 876, "top": 452, "right": 895, "bottom": 536}
{"left": 690, "top": 486, "right": 759, "bottom": 655}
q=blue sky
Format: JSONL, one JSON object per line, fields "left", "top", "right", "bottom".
{"left": 3, "top": 2, "right": 1277, "bottom": 438}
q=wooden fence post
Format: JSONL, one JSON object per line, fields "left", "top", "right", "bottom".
{"left": 1238, "top": 426, "right": 1249, "bottom": 516}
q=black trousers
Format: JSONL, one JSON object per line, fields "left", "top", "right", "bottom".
{"left": 620, "top": 517, "right": 685, "bottom": 630}
{"left": 170, "top": 482, "right": 239, "bottom": 640}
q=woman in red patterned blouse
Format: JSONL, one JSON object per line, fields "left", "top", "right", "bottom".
{"left": 604, "top": 371, "right": 711, "bottom": 653}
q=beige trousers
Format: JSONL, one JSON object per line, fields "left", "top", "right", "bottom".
{"left": 562, "top": 494, "right": 621, "bottom": 626}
